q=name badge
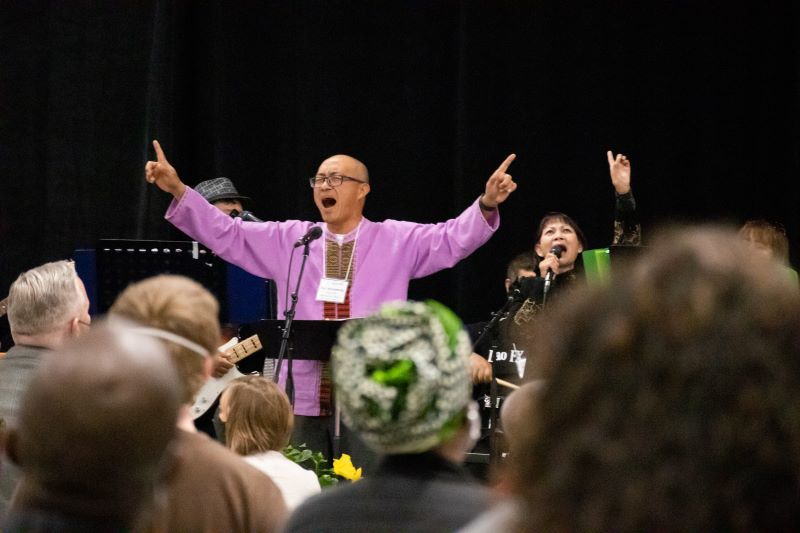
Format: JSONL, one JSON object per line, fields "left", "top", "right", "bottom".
{"left": 316, "top": 277, "right": 349, "bottom": 303}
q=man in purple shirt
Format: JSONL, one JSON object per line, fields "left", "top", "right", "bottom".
{"left": 145, "top": 141, "right": 517, "bottom": 454}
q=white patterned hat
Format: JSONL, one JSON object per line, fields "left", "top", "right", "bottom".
{"left": 332, "top": 300, "right": 472, "bottom": 454}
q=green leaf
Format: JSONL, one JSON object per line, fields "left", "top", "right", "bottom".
{"left": 283, "top": 443, "right": 343, "bottom": 485}
{"left": 297, "top": 449, "right": 313, "bottom": 462}
{"left": 319, "top": 474, "right": 340, "bottom": 488}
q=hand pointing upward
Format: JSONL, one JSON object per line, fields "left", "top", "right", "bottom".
{"left": 145, "top": 140, "right": 186, "bottom": 200}
{"left": 481, "top": 153, "right": 518, "bottom": 209}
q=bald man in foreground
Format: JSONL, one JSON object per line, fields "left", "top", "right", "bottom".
{"left": 3, "top": 321, "right": 181, "bottom": 531}
{"left": 146, "top": 142, "right": 517, "bottom": 456}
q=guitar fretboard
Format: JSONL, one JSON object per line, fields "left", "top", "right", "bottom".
{"left": 227, "top": 335, "right": 262, "bottom": 363}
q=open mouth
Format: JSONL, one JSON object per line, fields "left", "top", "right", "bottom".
{"left": 322, "top": 198, "right": 336, "bottom": 208}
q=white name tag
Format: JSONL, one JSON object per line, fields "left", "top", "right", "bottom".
{"left": 316, "top": 277, "right": 349, "bottom": 303}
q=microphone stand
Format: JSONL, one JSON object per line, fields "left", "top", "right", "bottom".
{"left": 471, "top": 288, "right": 520, "bottom": 465}
{"left": 472, "top": 288, "right": 519, "bottom": 350}
{"left": 273, "top": 240, "right": 313, "bottom": 406}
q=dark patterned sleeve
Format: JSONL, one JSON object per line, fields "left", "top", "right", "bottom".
{"left": 612, "top": 190, "right": 641, "bottom": 246}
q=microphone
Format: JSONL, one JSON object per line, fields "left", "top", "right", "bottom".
{"left": 229, "top": 209, "right": 264, "bottom": 223}
{"left": 544, "top": 244, "right": 566, "bottom": 292}
{"left": 294, "top": 226, "right": 323, "bottom": 248}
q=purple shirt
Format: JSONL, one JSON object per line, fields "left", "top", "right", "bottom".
{"left": 166, "top": 187, "right": 499, "bottom": 414}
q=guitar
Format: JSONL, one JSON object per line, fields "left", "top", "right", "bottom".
{"left": 191, "top": 334, "right": 263, "bottom": 420}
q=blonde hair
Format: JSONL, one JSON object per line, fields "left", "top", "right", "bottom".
{"left": 7, "top": 260, "right": 83, "bottom": 337}
{"left": 109, "top": 275, "right": 220, "bottom": 404}
{"left": 224, "top": 376, "right": 294, "bottom": 455}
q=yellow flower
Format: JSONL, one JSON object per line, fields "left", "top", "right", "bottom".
{"left": 333, "top": 454, "right": 362, "bottom": 481}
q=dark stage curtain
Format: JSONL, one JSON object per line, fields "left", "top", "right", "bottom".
{"left": 1, "top": 1, "right": 799, "bottom": 324}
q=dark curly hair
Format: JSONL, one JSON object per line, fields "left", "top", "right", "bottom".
{"left": 511, "top": 226, "right": 800, "bottom": 532}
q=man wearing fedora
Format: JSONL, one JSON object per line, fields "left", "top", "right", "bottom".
{"left": 194, "top": 177, "right": 252, "bottom": 217}
{"left": 193, "top": 176, "right": 265, "bottom": 440}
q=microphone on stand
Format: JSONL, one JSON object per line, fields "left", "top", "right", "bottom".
{"left": 229, "top": 209, "right": 264, "bottom": 223}
{"left": 509, "top": 276, "right": 537, "bottom": 304}
{"left": 276, "top": 225, "right": 325, "bottom": 401}
{"left": 543, "top": 244, "right": 566, "bottom": 297}
{"left": 293, "top": 226, "right": 323, "bottom": 248}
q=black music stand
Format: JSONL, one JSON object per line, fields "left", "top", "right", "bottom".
{"left": 95, "top": 239, "right": 228, "bottom": 317}
{"left": 237, "top": 319, "right": 347, "bottom": 374}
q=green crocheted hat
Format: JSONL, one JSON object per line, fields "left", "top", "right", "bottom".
{"left": 332, "top": 300, "right": 472, "bottom": 454}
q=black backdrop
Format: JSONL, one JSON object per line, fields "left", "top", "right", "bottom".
{"left": 1, "top": 1, "right": 798, "bottom": 323}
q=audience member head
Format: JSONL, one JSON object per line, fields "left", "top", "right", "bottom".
{"left": 219, "top": 376, "right": 294, "bottom": 455}
{"left": 534, "top": 212, "right": 586, "bottom": 272}
{"left": 3, "top": 320, "right": 180, "bottom": 528}
{"left": 504, "top": 251, "right": 537, "bottom": 292}
{"left": 194, "top": 177, "right": 249, "bottom": 216}
{"left": 333, "top": 300, "right": 476, "bottom": 459}
{"left": 109, "top": 275, "right": 220, "bottom": 404}
{"left": 512, "top": 226, "right": 800, "bottom": 532}
{"left": 7, "top": 260, "right": 91, "bottom": 348}
{"left": 311, "top": 154, "right": 370, "bottom": 234}
{"left": 499, "top": 381, "right": 543, "bottom": 448}
{"left": 739, "top": 219, "right": 789, "bottom": 265}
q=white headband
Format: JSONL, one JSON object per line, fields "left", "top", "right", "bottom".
{"left": 130, "top": 327, "right": 210, "bottom": 358}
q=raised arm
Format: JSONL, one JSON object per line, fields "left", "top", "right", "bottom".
{"left": 400, "top": 154, "right": 517, "bottom": 278}
{"left": 607, "top": 150, "right": 630, "bottom": 195}
{"left": 145, "top": 140, "right": 187, "bottom": 200}
{"left": 143, "top": 140, "right": 302, "bottom": 281}
{"left": 607, "top": 150, "right": 641, "bottom": 246}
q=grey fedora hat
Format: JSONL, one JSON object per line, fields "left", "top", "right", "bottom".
{"left": 194, "top": 177, "right": 250, "bottom": 203}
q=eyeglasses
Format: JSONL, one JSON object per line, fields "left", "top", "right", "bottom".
{"left": 308, "top": 175, "right": 367, "bottom": 188}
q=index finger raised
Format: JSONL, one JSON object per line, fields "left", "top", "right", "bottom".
{"left": 152, "top": 139, "right": 168, "bottom": 163}
{"left": 495, "top": 153, "right": 516, "bottom": 174}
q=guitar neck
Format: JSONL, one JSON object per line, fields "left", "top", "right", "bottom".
{"left": 225, "top": 334, "right": 262, "bottom": 364}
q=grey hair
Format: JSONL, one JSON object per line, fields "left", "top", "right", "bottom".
{"left": 7, "top": 260, "right": 84, "bottom": 336}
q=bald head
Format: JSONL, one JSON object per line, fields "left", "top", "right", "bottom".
{"left": 5, "top": 320, "right": 180, "bottom": 525}
{"left": 319, "top": 154, "right": 369, "bottom": 183}
{"left": 313, "top": 154, "right": 371, "bottom": 234}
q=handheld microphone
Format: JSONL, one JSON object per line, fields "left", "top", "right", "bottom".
{"left": 544, "top": 244, "right": 566, "bottom": 289}
{"left": 229, "top": 209, "right": 264, "bottom": 223}
{"left": 294, "top": 226, "right": 323, "bottom": 248}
